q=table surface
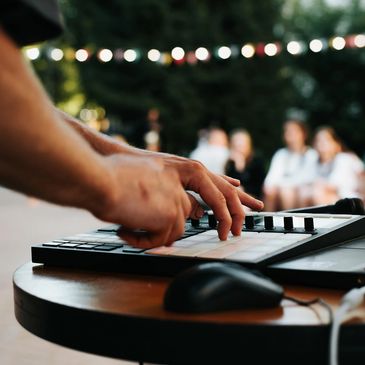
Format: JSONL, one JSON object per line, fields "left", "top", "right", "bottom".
{"left": 13, "top": 262, "right": 365, "bottom": 365}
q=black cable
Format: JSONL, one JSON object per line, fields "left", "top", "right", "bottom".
{"left": 284, "top": 295, "right": 334, "bottom": 323}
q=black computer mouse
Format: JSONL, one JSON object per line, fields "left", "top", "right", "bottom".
{"left": 163, "top": 262, "right": 284, "bottom": 313}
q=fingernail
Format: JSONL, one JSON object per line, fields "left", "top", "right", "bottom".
{"left": 256, "top": 200, "right": 264, "bottom": 209}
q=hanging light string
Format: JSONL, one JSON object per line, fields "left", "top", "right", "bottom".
{"left": 24, "top": 33, "right": 365, "bottom": 64}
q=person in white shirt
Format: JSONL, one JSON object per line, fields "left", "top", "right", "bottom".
{"left": 263, "top": 119, "right": 318, "bottom": 211}
{"left": 190, "top": 128, "right": 230, "bottom": 175}
{"left": 299, "top": 126, "right": 364, "bottom": 206}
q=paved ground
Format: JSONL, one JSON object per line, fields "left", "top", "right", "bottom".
{"left": 0, "top": 188, "right": 136, "bottom": 365}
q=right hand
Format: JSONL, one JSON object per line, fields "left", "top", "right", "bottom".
{"left": 94, "top": 154, "right": 191, "bottom": 248}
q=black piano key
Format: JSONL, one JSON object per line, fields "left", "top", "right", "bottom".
{"left": 304, "top": 217, "right": 315, "bottom": 231}
{"left": 208, "top": 214, "right": 217, "bottom": 228}
{"left": 284, "top": 216, "right": 294, "bottom": 231}
{"left": 264, "top": 216, "right": 274, "bottom": 230}
{"left": 245, "top": 215, "right": 255, "bottom": 229}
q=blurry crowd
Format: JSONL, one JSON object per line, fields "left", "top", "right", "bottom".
{"left": 189, "top": 120, "right": 365, "bottom": 211}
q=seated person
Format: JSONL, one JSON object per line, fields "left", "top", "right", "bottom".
{"left": 190, "top": 127, "right": 230, "bottom": 175}
{"left": 299, "top": 126, "right": 364, "bottom": 206}
{"left": 263, "top": 119, "right": 318, "bottom": 211}
{"left": 225, "top": 129, "right": 265, "bottom": 199}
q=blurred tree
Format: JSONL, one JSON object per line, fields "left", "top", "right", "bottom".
{"left": 282, "top": 0, "right": 365, "bottom": 156}
{"left": 55, "top": 0, "right": 290, "bottom": 157}
{"left": 32, "top": 0, "right": 365, "bottom": 161}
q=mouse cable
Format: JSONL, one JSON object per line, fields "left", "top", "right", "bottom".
{"left": 286, "top": 287, "right": 365, "bottom": 365}
{"left": 328, "top": 287, "right": 365, "bottom": 365}
{"left": 283, "top": 295, "right": 334, "bottom": 322}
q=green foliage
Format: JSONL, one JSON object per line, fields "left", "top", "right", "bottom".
{"left": 56, "top": 0, "right": 290, "bottom": 156}
{"left": 33, "top": 0, "right": 365, "bottom": 160}
{"left": 282, "top": 0, "right": 365, "bottom": 156}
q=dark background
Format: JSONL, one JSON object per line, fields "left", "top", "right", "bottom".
{"left": 33, "top": 0, "right": 365, "bottom": 163}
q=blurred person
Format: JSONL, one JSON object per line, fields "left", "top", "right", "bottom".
{"left": 190, "top": 127, "right": 230, "bottom": 175}
{"left": 263, "top": 119, "right": 317, "bottom": 211}
{"left": 0, "top": 0, "right": 263, "bottom": 249}
{"left": 225, "top": 129, "right": 265, "bottom": 199}
{"left": 144, "top": 108, "right": 161, "bottom": 152}
{"left": 299, "top": 126, "right": 364, "bottom": 206}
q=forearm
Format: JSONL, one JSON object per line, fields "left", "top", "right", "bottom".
{"left": 0, "top": 30, "right": 112, "bottom": 214}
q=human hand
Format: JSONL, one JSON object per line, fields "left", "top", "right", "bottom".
{"left": 159, "top": 155, "right": 264, "bottom": 240}
{"left": 94, "top": 154, "right": 191, "bottom": 248}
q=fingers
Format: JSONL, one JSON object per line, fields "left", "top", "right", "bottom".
{"left": 183, "top": 162, "right": 265, "bottom": 240}
{"left": 235, "top": 188, "right": 264, "bottom": 211}
{"left": 210, "top": 173, "right": 264, "bottom": 211}
{"left": 221, "top": 175, "right": 241, "bottom": 187}
{"left": 186, "top": 192, "right": 205, "bottom": 219}
{"left": 189, "top": 175, "right": 232, "bottom": 240}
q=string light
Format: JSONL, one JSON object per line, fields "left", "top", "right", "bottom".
{"left": 309, "top": 39, "right": 324, "bottom": 53}
{"left": 354, "top": 34, "right": 365, "bottom": 48}
{"left": 195, "top": 47, "right": 209, "bottom": 61}
{"left": 264, "top": 43, "right": 278, "bottom": 56}
{"left": 26, "top": 33, "right": 365, "bottom": 64}
{"left": 217, "top": 46, "right": 231, "bottom": 59}
{"left": 49, "top": 48, "right": 64, "bottom": 61}
{"left": 331, "top": 36, "right": 346, "bottom": 50}
{"left": 124, "top": 49, "right": 137, "bottom": 62}
{"left": 241, "top": 44, "right": 255, "bottom": 58}
{"left": 287, "top": 41, "right": 302, "bottom": 55}
{"left": 98, "top": 49, "right": 113, "bottom": 62}
{"left": 113, "top": 48, "right": 124, "bottom": 61}
{"left": 148, "top": 49, "right": 161, "bottom": 62}
{"left": 75, "top": 49, "right": 89, "bottom": 62}
{"left": 25, "top": 47, "right": 40, "bottom": 60}
{"left": 171, "top": 47, "right": 185, "bottom": 61}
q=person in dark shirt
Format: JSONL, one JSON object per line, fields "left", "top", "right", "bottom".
{"left": 225, "top": 129, "right": 265, "bottom": 199}
{"left": 0, "top": 0, "right": 263, "bottom": 248}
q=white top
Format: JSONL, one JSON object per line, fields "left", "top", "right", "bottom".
{"left": 190, "top": 144, "right": 230, "bottom": 175}
{"left": 316, "top": 152, "right": 364, "bottom": 198}
{"left": 264, "top": 147, "right": 318, "bottom": 188}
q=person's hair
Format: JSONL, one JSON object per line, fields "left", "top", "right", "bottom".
{"left": 313, "top": 125, "right": 345, "bottom": 152}
{"left": 283, "top": 119, "right": 310, "bottom": 143}
{"left": 229, "top": 128, "right": 254, "bottom": 161}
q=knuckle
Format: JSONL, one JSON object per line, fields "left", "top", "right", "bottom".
{"left": 189, "top": 159, "right": 206, "bottom": 174}
{"left": 165, "top": 209, "right": 178, "bottom": 222}
{"left": 224, "top": 184, "right": 237, "bottom": 199}
{"left": 216, "top": 191, "right": 227, "bottom": 205}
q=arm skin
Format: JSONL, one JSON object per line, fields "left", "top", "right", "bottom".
{"left": 0, "top": 29, "right": 191, "bottom": 248}
{"left": 0, "top": 27, "right": 263, "bottom": 248}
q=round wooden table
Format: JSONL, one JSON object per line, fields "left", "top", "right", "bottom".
{"left": 13, "top": 263, "right": 365, "bottom": 365}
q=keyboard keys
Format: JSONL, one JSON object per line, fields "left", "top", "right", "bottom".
{"left": 304, "top": 217, "right": 315, "bottom": 232}
{"left": 264, "top": 216, "right": 274, "bottom": 230}
{"left": 284, "top": 216, "right": 294, "bottom": 231}
{"left": 208, "top": 214, "right": 217, "bottom": 228}
{"left": 97, "top": 225, "right": 120, "bottom": 232}
{"left": 43, "top": 242, "right": 62, "bottom": 247}
{"left": 244, "top": 215, "right": 255, "bottom": 229}
{"left": 76, "top": 244, "right": 98, "bottom": 249}
{"left": 93, "top": 245, "right": 120, "bottom": 251}
{"left": 60, "top": 243, "right": 82, "bottom": 248}
{"left": 122, "top": 247, "right": 147, "bottom": 253}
